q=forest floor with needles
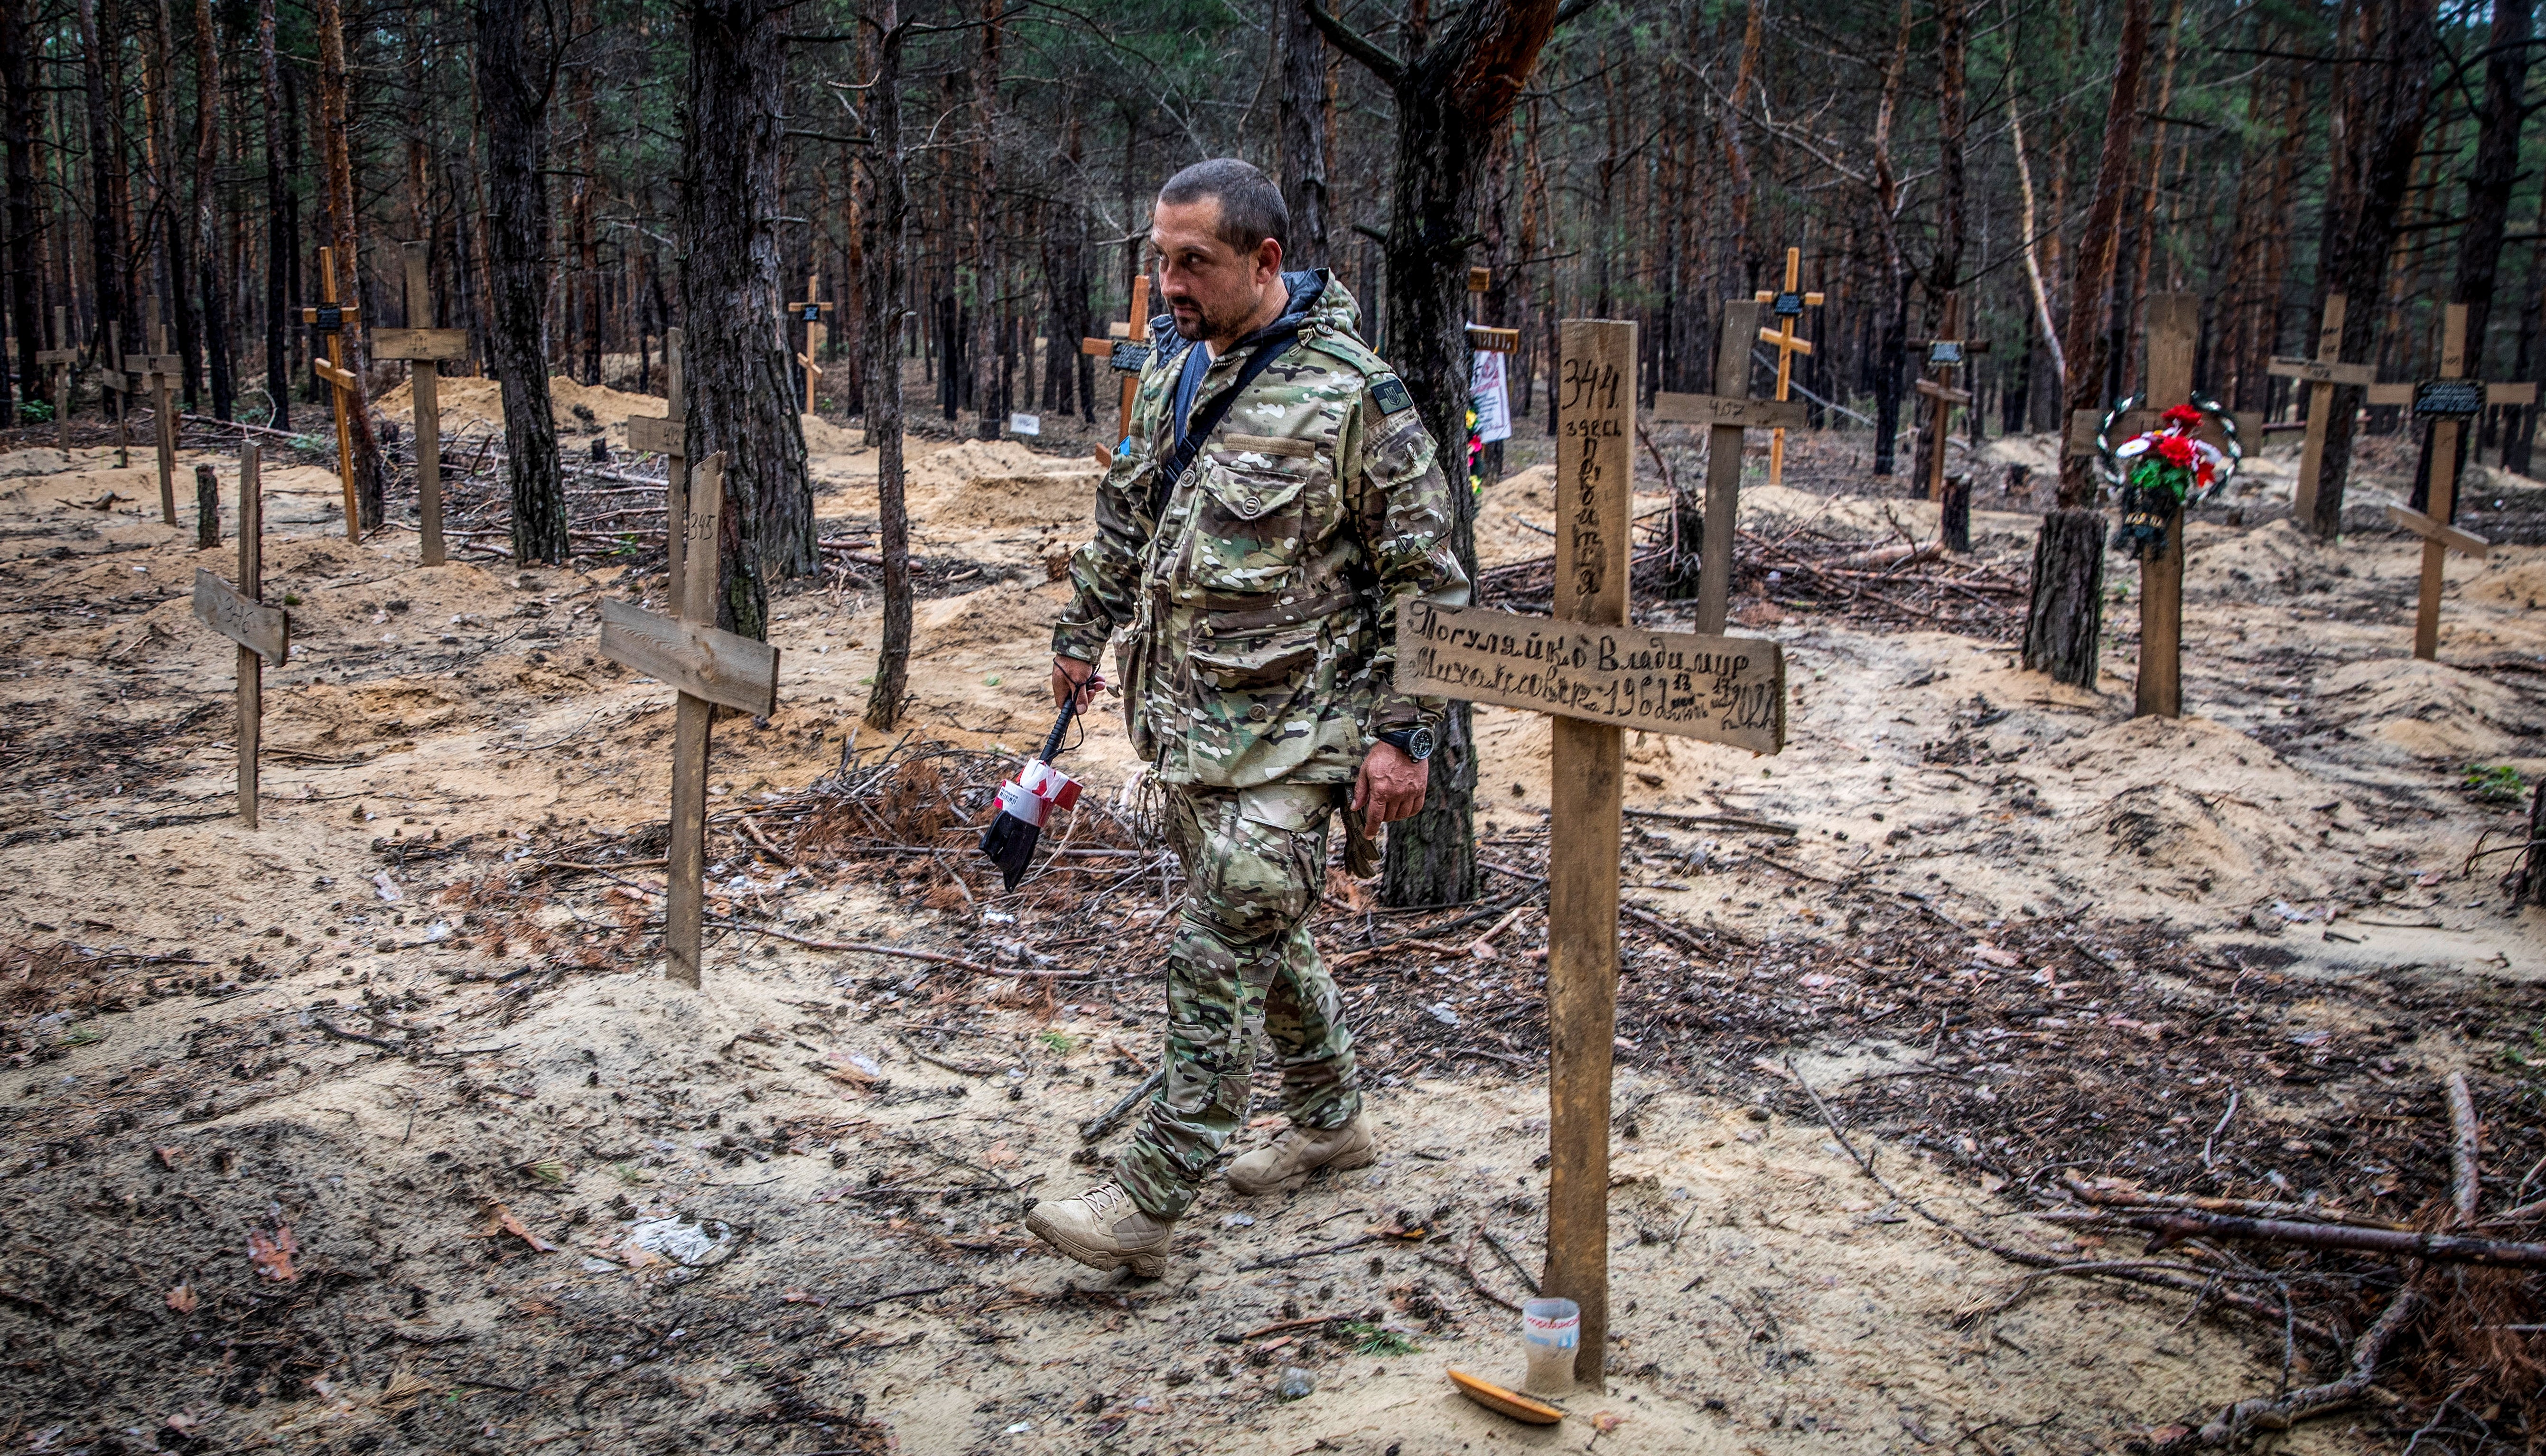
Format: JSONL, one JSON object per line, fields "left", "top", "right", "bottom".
{"left": 0, "top": 398, "right": 2540, "bottom": 1455}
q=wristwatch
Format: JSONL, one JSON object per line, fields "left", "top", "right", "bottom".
{"left": 1375, "top": 725, "right": 1436, "bottom": 762}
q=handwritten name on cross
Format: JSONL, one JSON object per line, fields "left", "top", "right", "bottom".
{"left": 2381, "top": 303, "right": 2532, "bottom": 660}
{"left": 1751, "top": 247, "right": 1823, "bottom": 487}
{"left": 1402, "top": 318, "right": 1788, "bottom": 1391}
{"left": 190, "top": 443, "right": 284, "bottom": 828}
{"left": 1079, "top": 274, "right": 1153, "bottom": 467}
{"left": 301, "top": 245, "right": 365, "bottom": 543}
{"left": 36, "top": 306, "right": 75, "bottom": 453}
{"left": 1650, "top": 301, "right": 1807, "bottom": 633}
{"left": 788, "top": 270, "right": 834, "bottom": 414}
{"left": 593, "top": 453, "right": 782, "bottom": 989}
{"left": 373, "top": 241, "right": 472, "bottom": 567}
{"left": 625, "top": 329, "right": 692, "bottom": 605}
{"left": 2268, "top": 295, "right": 2378, "bottom": 525}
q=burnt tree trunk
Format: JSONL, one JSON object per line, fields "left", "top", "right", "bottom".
{"left": 190, "top": 0, "right": 233, "bottom": 420}
{"left": 1313, "top": 0, "right": 1564, "bottom": 910}
{"left": 859, "top": 5, "right": 912, "bottom": 731}
{"left": 258, "top": 0, "right": 290, "bottom": 429}
{"left": 2309, "top": 0, "right": 2438, "bottom": 539}
{"left": 2023, "top": 0, "right": 2151, "bottom": 687}
{"left": 313, "top": 0, "right": 388, "bottom": 531}
{"left": 475, "top": 0, "right": 569, "bottom": 563}
{"left": 681, "top": 0, "right": 811, "bottom": 637}
{"left": 1276, "top": 0, "right": 1332, "bottom": 269}
{"left": 1, "top": 0, "right": 37, "bottom": 422}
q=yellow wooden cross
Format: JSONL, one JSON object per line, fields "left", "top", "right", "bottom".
{"left": 300, "top": 245, "right": 364, "bottom": 543}
{"left": 1079, "top": 274, "right": 1153, "bottom": 465}
{"left": 1751, "top": 247, "right": 1823, "bottom": 486}
{"left": 788, "top": 270, "right": 833, "bottom": 414}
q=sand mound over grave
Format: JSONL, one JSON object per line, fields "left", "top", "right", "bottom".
{"left": 373, "top": 373, "right": 662, "bottom": 438}
{"left": 2186, "top": 517, "right": 2317, "bottom": 599}
{"left": 2042, "top": 715, "right": 2347, "bottom": 903}
{"left": 1475, "top": 462, "right": 1556, "bottom": 568}
{"left": 2466, "top": 558, "right": 2546, "bottom": 609}
{"left": 800, "top": 413, "right": 859, "bottom": 456}
{"left": 914, "top": 578, "right": 1060, "bottom": 654}
{"left": 0, "top": 448, "right": 75, "bottom": 479}
{"left": 904, "top": 439, "right": 1102, "bottom": 531}
{"left": 2314, "top": 656, "right": 2546, "bottom": 761}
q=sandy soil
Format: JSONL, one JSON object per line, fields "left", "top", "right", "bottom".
{"left": 0, "top": 392, "right": 2539, "bottom": 1455}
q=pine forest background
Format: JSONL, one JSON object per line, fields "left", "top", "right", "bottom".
{"left": 0, "top": 0, "right": 2533, "bottom": 473}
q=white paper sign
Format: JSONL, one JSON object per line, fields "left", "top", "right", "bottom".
{"left": 1007, "top": 412, "right": 1042, "bottom": 437}
{"left": 1471, "top": 350, "right": 1512, "bottom": 445}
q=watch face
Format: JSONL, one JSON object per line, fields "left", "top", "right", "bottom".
{"left": 1403, "top": 727, "right": 1436, "bottom": 760}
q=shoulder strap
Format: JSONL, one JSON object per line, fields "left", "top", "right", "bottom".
{"left": 1153, "top": 328, "right": 1306, "bottom": 506}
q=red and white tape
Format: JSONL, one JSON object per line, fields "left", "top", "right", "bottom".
{"left": 993, "top": 759, "right": 1081, "bottom": 828}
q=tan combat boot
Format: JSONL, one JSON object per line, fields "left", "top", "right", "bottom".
{"left": 1025, "top": 1181, "right": 1175, "bottom": 1277}
{"left": 1225, "top": 1111, "right": 1377, "bottom": 1196}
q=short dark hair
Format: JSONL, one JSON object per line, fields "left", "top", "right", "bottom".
{"left": 1158, "top": 159, "right": 1288, "bottom": 259}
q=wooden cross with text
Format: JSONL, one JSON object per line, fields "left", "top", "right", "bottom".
{"left": 191, "top": 443, "right": 285, "bottom": 829}
{"left": 302, "top": 245, "right": 365, "bottom": 542}
{"left": 123, "top": 300, "right": 183, "bottom": 526}
{"left": 1080, "top": 274, "right": 1153, "bottom": 467}
{"left": 2382, "top": 304, "right": 2532, "bottom": 660}
{"left": 1651, "top": 300, "right": 1808, "bottom": 633}
{"left": 1752, "top": 247, "right": 1822, "bottom": 487}
{"left": 1402, "top": 318, "right": 1788, "bottom": 1390}
{"left": 36, "top": 306, "right": 75, "bottom": 453}
{"left": 789, "top": 271, "right": 833, "bottom": 414}
{"left": 373, "top": 241, "right": 472, "bottom": 566}
{"left": 1914, "top": 295, "right": 1986, "bottom": 505}
{"left": 594, "top": 453, "right": 782, "bottom": 989}
{"left": 2269, "top": 295, "right": 2377, "bottom": 524}
{"left": 625, "top": 329, "right": 692, "bottom": 605}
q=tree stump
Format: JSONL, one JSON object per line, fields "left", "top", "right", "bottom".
{"left": 195, "top": 464, "right": 220, "bottom": 549}
{"left": 2023, "top": 508, "right": 2106, "bottom": 688}
{"left": 1940, "top": 474, "right": 1971, "bottom": 553}
{"left": 2518, "top": 781, "right": 2546, "bottom": 908}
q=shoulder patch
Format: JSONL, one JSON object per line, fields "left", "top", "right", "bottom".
{"left": 1371, "top": 376, "right": 1416, "bottom": 416}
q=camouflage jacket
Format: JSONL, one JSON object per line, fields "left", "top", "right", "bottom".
{"left": 1052, "top": 271, "right": 1470, "bottom": 788}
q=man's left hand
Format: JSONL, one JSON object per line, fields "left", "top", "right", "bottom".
{"left": 1352, "top": 742, "right": 1429, "bottom": 826}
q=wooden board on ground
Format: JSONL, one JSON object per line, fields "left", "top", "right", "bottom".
{"left": 597, "top": 596, "right": 780, "bottom": 718}
{"left": 1396, "top": 600, "right": 1785, "bottom": 752}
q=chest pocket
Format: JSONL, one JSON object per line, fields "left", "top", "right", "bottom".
{"left": 1183, "top": 450, "right": 1318, "bottom": 597}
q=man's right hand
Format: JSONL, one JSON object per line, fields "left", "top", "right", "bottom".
{"left": 1051, "top": 655, "right": 1103, "bottom": 712}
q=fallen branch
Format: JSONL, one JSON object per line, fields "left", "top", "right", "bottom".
{"left": 1235, "top": 1232, "right": 1385, "bottom": 1272}
{"left": 708, "top": 921, "right": 1098, "bottom": 979}
{"left": 2128, "top": 1210, "right": 2546, "bottom": 1269}
{"left": 2157, "top": 1288, "right": 2423, "bottom": 1452}
{"left": 1622, "top": 807, "right": 1800, "bottom": 836}
{"left": 2447, "top": 1070, "right": 2481, "bottom": 1225}
{"left": 1078, "top": 1068, "right": 1164, "bottom": 1143}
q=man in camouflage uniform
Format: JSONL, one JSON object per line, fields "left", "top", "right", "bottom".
{"left": 1025, "top": 159, "right": 1468, "bottom": 1277}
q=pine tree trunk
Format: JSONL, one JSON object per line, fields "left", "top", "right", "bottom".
{"left": 2309, "top": 0, "right": 2438, "bottom": 539}
{"left": 968, "top": 0, "right": 1002, "bottom": 440}
{"left": 2452, "top": 0, "right": 2530, "bottom": 372}
{"left": 2023, "top": 0, "right": 2151, "bottom": 684}
{"left": 77, "top": 0, "right": 126, "bottom": 363}
{"left": 474, "top": 0, "right": 569, "bottom": 563}
{"left": 859, "top": 7, "right": 911, "bottom": 731}
{"left": 1, "top": 0, "right": 38, "bottom": 422}
{"left": 258, "top": 0, "right": 289, "bottom": 429}
{"left": 190, "top": 0, "right": 232, "bottom": 420}
{"left": 681, "top": 0, "right": 811, "bottom": 637}
{"left": 1314, "top": 0, "right": 1563, "bottom": 910}
{"left": 313, "top": 0, "right": 387, "bottom": 531}
{"left": 1276, "top": 0, "right": 1331, "bottom": 269}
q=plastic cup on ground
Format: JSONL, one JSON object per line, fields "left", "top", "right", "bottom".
{"left": 1520, "top": 1297, "right": 1580, "bottom": 1393}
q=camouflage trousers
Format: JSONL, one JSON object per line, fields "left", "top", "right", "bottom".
{"left": 1115, "top": 780, "right": 1361, "bottom": 1220}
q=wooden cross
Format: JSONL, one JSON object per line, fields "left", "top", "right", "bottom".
{"left": 123, "top": 300, "right": 184, "bottom": 526}
{"left": 1913, "top": 295, "right": 1987, "bottom": 505}
{"left": 2383, "top": 303, "right": 2534, "bottom": 661}
{"left": 1464, "top": 265, "right": 1520, "bottom": 354}
{"left": 1079, "top": 273, "right": 1153, "bottom": 467}
{"left": 594, "top": 452, "right": 783, "bottom": 989}
{"left": 1403, "top": 318, "right": 1787, "bottom": 1391}
{"left": 788, "top": 271, "right": 833, "bottom": 414}
{"left": 373, "top": 241, "right": 471, "bottom": 567}
{"left": 107, "top": 321, "right": 131, "bottom": 468}
{"left": 301, "top": 244, "right": 365, "bottom": 543}
{"left": 625, "top": 327, "right": 691, "bottom": 604}
{"left": 1651, "top": 300, "right": 1808, "bottom": 633}
{"left": 1751, "top": 247, "right": 1823, "bottom": 486}
{"left": 191, "top": 442, "right": 285, "bottom": 829}
{"left": 36, "top": 306, "right": 76, "bottom": 453}
{"left": 2269, "top": 295, "right": 2377, "bottom": 524}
